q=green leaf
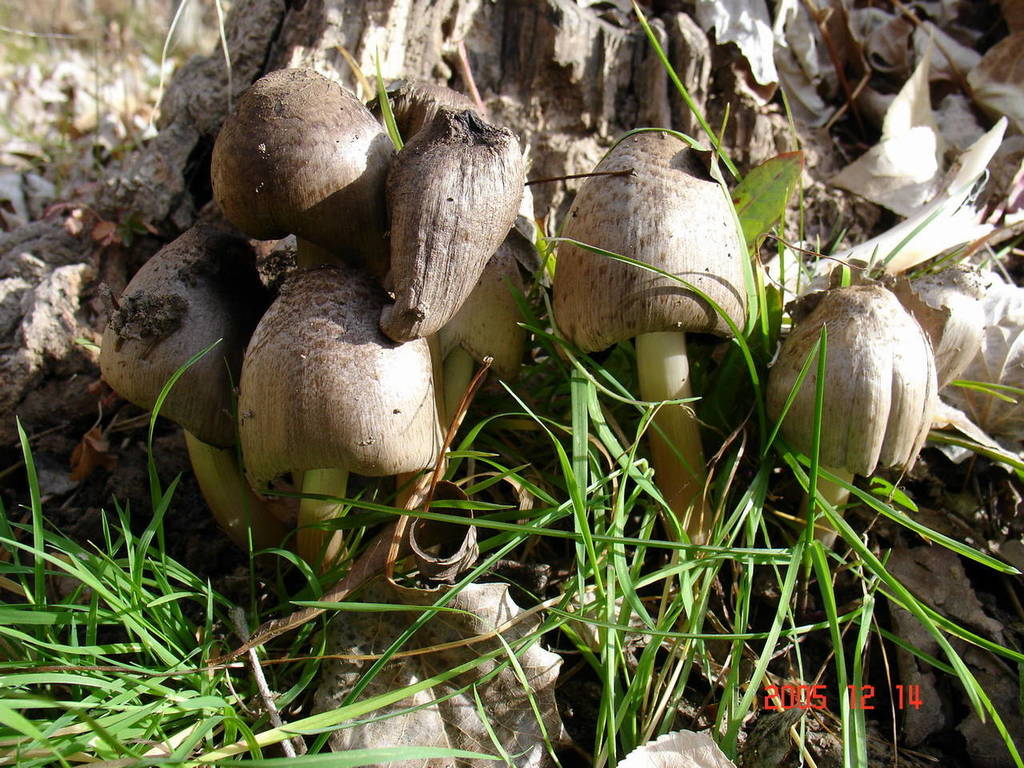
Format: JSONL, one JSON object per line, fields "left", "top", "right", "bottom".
{"left": 731, "top": 152, "right": 803, "bottom": 249}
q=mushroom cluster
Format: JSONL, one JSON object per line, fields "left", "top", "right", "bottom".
{"left": 97, "top": 68, "right": 529, "bottom": 569}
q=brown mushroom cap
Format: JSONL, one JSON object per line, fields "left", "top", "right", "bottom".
{"left": 99, "top": 226, "right": 269, "bottom": 447}
{"left": 211, "top": 68, "right": 393, "bottom": 275}
{"left": 766, "top": 285, "right": 938, "bottom": 476}
{"left": 381, "top": 108, "right": 526, "bottom": 342}
{"left": 370, "top": 80, "right": 478, "bottom": 140}
{"left": 553, "top": 131, "right": 747, "bottom": 352}
{"left": 239, "top": 264, "right": 442, "bottom": 489}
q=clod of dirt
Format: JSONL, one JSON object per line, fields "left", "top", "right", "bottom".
{"left": 105, "top": 290, "right": 187, "bottom": 344}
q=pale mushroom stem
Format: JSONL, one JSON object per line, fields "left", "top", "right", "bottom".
{"left": 298, "top": 468, "right": 349, "bottom": 570}
{"left": 183, "top": 431, "right": 287, "bottom": 551}
{"left": 805, "top": 466, "right": 854, "bottom": 545}
{"left": 443, "top": 346, "right": 476, "bottom": 426}
{"left": 635, "top": 331, "right": 710, "bottom": 543}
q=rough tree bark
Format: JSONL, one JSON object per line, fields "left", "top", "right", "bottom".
{"left": 0, "top": 0, "right": 795, "bottom": 461}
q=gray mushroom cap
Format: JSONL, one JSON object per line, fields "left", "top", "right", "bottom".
{"left": 370, "top": 80, "right": 478, "bottom": 140}
{"left": 381, "top": 108, "right": 526, "bottom": 341}
{"left": 766, "top": 285, "right": 938, "bottom": 476}
{"left": 211, "top": 68, "right": 393, "bottom": 275}
{"left": 99, "top": 226, "right": 269, "bottom": 447}
{"left": 553, "top": 131, "right": 748, "bottom": 352}
{"left": 239, "top": 264, "right": 442, "bottom": 489}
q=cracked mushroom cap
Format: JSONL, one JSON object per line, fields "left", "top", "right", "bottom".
{"left": 238, "top": 264, "right": 442, "bottom": 489}
{"left": 370, "top": 80, "right": 478, "bottom": 140}
{"left": 766, "top": 285, "right": 938, "bottom": 476}
{"left": 99, "top": 226, "right": 269, "bottom": 447}
{"left": 553, "top": 131, "right": 747, "bottom": 352}
{"left": 211, "top": 68, "right": 393, "bottom": 275}
{"left": 381, "top": 108, "right": 526, "bottom": 341}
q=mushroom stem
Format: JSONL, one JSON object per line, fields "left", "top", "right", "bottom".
{"left": 805, "top": 466, "right": 854, "bottom": 545}
{"left": 298, "top": 468, "right": 349, "bottom": 569}
{"left": 443, "top": 346, "right": 476, "bottom": 426}
{"left": 635, "top": 331, "right": 709, "bottom": 543}
{"left": 183, "top": 431, "right": 287, "bottom": 551}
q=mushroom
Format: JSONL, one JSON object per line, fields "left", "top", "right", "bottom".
{"left": 382, "top": 107, "right": 526, "bottom": 341}
{"left": 370, "top": 80, "right": 478, "bottom": 141}
{"left": 438, "top": 231, "right": 528, "bottom": 424}
{"left": 553, "top": 131, "right": 748, "bottom": 542}
{"left": 239, "top": 263, "right": 443, "bottom": 567}
{"left": 766, "top": 284, "right": 938, "bottom": 539}
{"left": 211, "top": 68, "right": 393, "bottom": 275}
{"left": 100, "top": 226, "right": 286, "bottom": 550}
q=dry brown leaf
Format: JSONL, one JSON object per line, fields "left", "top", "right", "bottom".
{"left": 69, "top": 426, "right": 117, "bottom": 482}
{"left": 999, "top": 0, "right": 1024, "bottom": 34}
{"left": 90, "top": 219, "right": 119, "bottom": 247}
{"left": 314, "top": 579, "right": 565, "bottom": 767}
{"left": 619, "top": 730, "right": 736, "bottom": 768}
{"left": 969, "top": 32, "right": 1024, "bottom": 133}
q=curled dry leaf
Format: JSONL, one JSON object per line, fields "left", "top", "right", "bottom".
{"left": 694, "top": 0, "right": 777, "bottom": 87}
{"left": 619, "top": 730, "right": 736, "bottom": 768}
{"left": 314, "top": 579, "right": 565, "bottom": 767}
{"left": 893, "top": 267, "right": 988, "bottom": 388}
{"left": 943, "top": 274, "right": 1024, "bottom": 448}
{"left": 408, "top": 481, "right": 479, "bottom": 583}
{"left": 69, "top": 426, "right": 117, "bottom": 482}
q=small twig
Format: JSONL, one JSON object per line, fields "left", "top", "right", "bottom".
{"left": 0, "top": 24, "right": 83, "bottom": 40}
{"left": 230, "top": 607, "right": 305, "bottom": 757}
{"left": 526, "top": 169, "right": 636, "bottom": 186}
{"left": 455, "top": 40, "right": 487, "bottom": 117}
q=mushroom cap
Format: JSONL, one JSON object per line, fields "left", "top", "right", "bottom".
{"left": 766, "top": 285, "right": 938, "bottom": 476}
{"left": 894, "top": 266, "right": 988, "bottom": 389}
{"left": 211, "top": 68, "right": 393, "bottom": 275}
{"left": 99, "top": 226, "right": 268, "bottom": 447}
{"left": 439, "top": 233, "right": 528, "bottom": 380}
{"left": 370, "top": 80, "right": 478, "bottom": 140}
{"left": 381, "top": 108, "right": 527, "bottom": 341}
{"left": 239, "top": 264, "right": 442, "bottom": 489}
{"left": 553, "top": 131, "right": 747, "bottom": 352}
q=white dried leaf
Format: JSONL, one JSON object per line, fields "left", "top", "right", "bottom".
{"left": 314, "top": 580, "right": 564, "bottom": 768}
{"left": 831, "top": 44, "right": 943, "bottom": 216}
{"left": 943, "top": 275, "right": 1024, "bottom": 447}
{"left": 830, "top": 118, "right": 1005, "bottom": 273}
{"left": 619, "top": 730, "right": 736, "bottom": 768}
{"left": 695, "top": 0, "right": 778, "bottom": 86}
{"left": 773, "top": 0, "right": 831, "bottom": 125}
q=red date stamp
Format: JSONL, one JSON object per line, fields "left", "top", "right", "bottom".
{"left": 763, "top": 684, "right": 923, "bottom": 711}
